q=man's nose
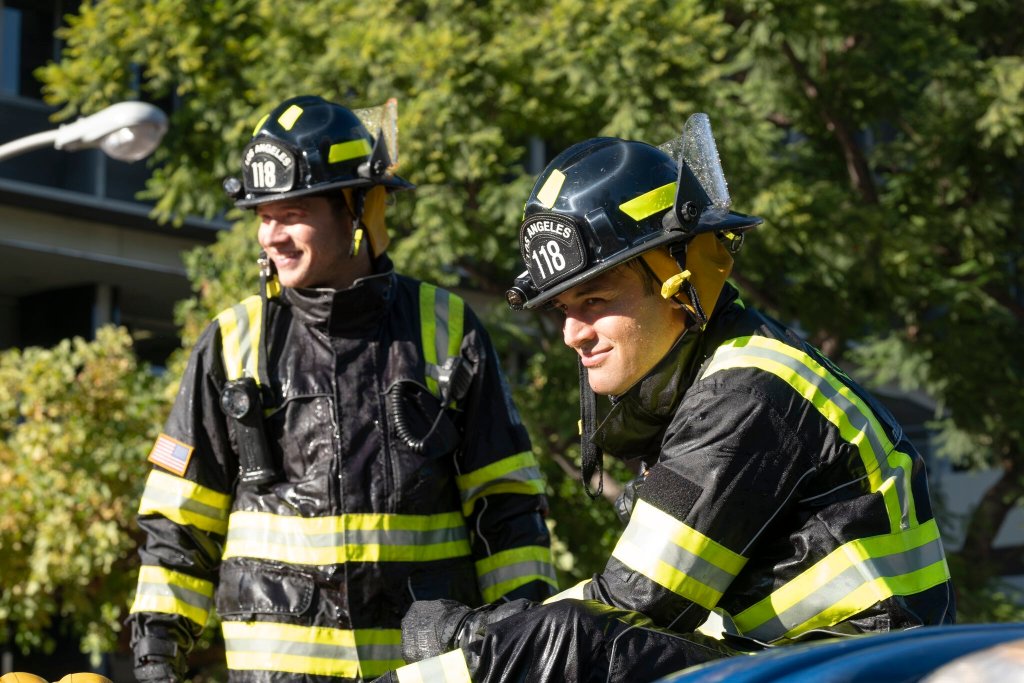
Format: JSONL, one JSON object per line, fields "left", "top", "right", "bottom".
{"left": 563, "top": 315, "right": 594, "bottom": 349}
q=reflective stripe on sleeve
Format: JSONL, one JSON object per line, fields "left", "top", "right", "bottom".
{"left": 455, "top": 452, "right": 545, "bottom": 515}
{"left": 395, "top": 649, "right": 473, "bottom": 683}
{"left": 701, "top": 335, "right": 917, "bottom": 533}
{"left": 222, "top": 622, "right": 403, "bottom": 679}
{"left": 137, "top": 469, "right": 231, "bottom": 535}
{"left": 611, "top": 499, "right": 747, "bottom": 610}
{"left": 130, "top": 565, "right": 214, "bottom": 627}
{"left": 733, "top": 518, "right": 950, "bottom": 642}
{"left": 476, "top": 545, "right": 558, "bottom": 603}
{"left": 216, "top": 295, "right": 263, "bottom": 383}
{"left": 419, "top": 283, "right": 465, "bottom": 399}
{"left": 543, "top": 578, "right": 591, "bottom": 604}
{"left": 222, "top": 510, "right": 471, "bottom": 564}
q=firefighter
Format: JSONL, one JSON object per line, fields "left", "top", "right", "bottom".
{"left": 127, "top": 95, "right": 556, "bottom": 683}
{"left": 385, "top": 115, "right": 955, "bottom": 683}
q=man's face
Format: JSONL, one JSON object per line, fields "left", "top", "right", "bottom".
{"left": 256, "top": 196, "right": 357, "bottom": 289}
{"left": 553, "top": 263, "right": 688, "bottom": 395}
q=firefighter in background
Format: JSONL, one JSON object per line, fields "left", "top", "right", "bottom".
{"left": 385, "top": 115, "right": 955, "bottom": 683}
{"left": 127, "top": 95, "right": 556, "bottom": 683}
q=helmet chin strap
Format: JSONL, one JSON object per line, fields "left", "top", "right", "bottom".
{"left": 578, "top": 360, "right": 604, "bottom": 499}
{"left": 640, "top": 233, "right": 734, "bottom": 331}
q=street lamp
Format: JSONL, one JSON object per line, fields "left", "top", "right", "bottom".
{"left": 0, "top": 101, "right": 168, "bottom": 162}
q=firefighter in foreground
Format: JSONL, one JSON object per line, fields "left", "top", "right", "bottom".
{"left": 127, "top": 95, "right": 556, "bottom": 683}
{"left": 382, "top": 114, "right": 955, "bottom": 683}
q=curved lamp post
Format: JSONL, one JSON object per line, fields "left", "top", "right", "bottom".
{"left": 0, "top": 101, "right": 168, "bottom": 162}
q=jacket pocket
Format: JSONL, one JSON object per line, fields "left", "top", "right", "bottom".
{"left": 216, "top": 560, "right": 315, "bottom": 619}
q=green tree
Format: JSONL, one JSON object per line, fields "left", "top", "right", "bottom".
{"left": 24, "top": 0, "right": 1024, "bottom": 660}
{"left": 0, "top": 327, "right": 167, "bottom": 660}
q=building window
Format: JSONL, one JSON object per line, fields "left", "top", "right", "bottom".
{"left": 1, "top": 1, "right": 66, "bottom": 100}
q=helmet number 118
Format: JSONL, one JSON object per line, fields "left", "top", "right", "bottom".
{"left": 531, "top": 241, "right": 566, "bottom": 280}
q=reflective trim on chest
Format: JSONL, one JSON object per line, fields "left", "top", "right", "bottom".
{"left": 215, "top": 282, "right": 466, "bottom": 398}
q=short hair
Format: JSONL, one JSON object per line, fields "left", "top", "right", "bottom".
{"left": 622, "top": 256, "right": 661, "bottom": 298}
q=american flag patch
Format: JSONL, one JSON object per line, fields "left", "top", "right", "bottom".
{"left": 148, "top": 433, "right": 194, "bottom": 476}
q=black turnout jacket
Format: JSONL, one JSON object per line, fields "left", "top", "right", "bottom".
{"left": 129, "top": 257, "right": 555, "bottom": 682}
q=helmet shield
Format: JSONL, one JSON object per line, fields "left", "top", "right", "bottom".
{"left": 229, "top": 95, "right": 412, "bottom": 208}
{"left": 507, "top": 114, "right": 762, "bottom": 310}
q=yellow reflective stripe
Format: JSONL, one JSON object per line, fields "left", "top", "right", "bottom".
{"left": 130, "top": 565, "right": 214, "bottom": 627}
{"left": 419, "top": 284, "right": 466, "bottom": 399}
{"left": 138, "top": 470, "right": 231, "bottom": 535}
{"left": 544, "top": 579, "right": 591, "bottom": 604}
{"left": 701, "top": 335, "right": 917, "bottom": 533}
{"left": 396, "top": 649, "right": 472, "bottom": 683}
{"left": 536, "top": 169, "right": 566, "bottom": 209}
{"left": 216, "top": 296, "right": 263, "bottom": 383}
{"left": 252, "top": 113, "right": 269, "bottom": 136}
{"left": 328, "top": 138, "right": 372, "bottom": 163}
{"left": 734, "top": 519, "right": 949, "bottom": 641}
{"left": 223, "top": 622, "right": 403, "bottom": 679}
{"left": 222, "top": 510, "right": 471, "bottom": 564}
{"left": 455, "top": 452, "right": 545, "bottom": 515}
{"left": 420, "top": 283, "right": 440, "bottom": 395}
{"left": 277, "top": 104, "right": 303, "bottom": 131}
{"left": 619, "top": 181, "right": 676, "bottom": 221}
{"left": 476, "top": 545, "right": 558, "bottom": 602}
{"left": 611, "top": 499, "right": 747, "bottom": 609}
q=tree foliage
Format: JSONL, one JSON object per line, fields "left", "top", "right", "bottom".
{"left": 0, "top": 327, "right": 167, "bottom": 659}
{"left": 15, "top": 0, "right": 1024, "bottom": 658}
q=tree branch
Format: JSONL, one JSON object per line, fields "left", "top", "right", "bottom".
{"left": 779, "top": 39, "right": 879, "bottom": 205}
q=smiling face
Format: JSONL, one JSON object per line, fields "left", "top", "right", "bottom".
{"left": 553, "top": 261, "right": 688, "bottom": 396}
{"left": 256, "top": 195, "right": 371, "bottom": 290}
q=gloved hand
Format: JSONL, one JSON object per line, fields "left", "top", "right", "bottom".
{"left": 401, "top": 599, "right": 537, "bottom": 664}
{"left": 133, "top": 638, "right": 188, "bottom": 683}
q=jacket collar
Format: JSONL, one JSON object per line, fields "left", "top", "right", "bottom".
{"left": 282, "top": 254, "right": 396, "bottom": 335}
{"left": 590, "top": 283, "right": 740, "bottom": 459}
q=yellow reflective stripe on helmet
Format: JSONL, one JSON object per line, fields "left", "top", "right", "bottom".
{"left": 611, "top": 499, "right": 747, "bottom": 610}
{"left": 328, "top": 138, "right": 372, "bottom": 163}
{"left": 536, "top": 169, "right": 566, "bottom": 209}
{"left": 252, "top": 113, "right": 269, "bottom": 136}
{"left": 455, "top": 452, "right": 545, "bottom": 515}
{"left": 476, "top": 545, "right": 558, "bottom": 603}
{"left": 419, "top": 284, "right": 465, "bottom": 398}
{"left": 619, "top": 181, "right": 676, "bottom": 221}
{"left": 733, "top": 518, "right": 949, "bottom": 642}
{"left": 216, "top": 295, "right": 263, "bottom": 383}
{"left": 222, "top": 622, "right": 403, "bottom": 679}
{"left": 395, "top": 649, "right": 472, "bottom": 683}
{"left": 222, "top": 510, "right": 471, "bottom": 564}
{"left": 130, "top": 565, "right": 214, "bottom": 627}
{"left": 138, "top": 470, "right": 231, "bottom": 535}
{"left": 701, "top": 335, "right": 917, "bottom": 533}
{"left": 277, "top": 104, "right": 303, "bottom": 131}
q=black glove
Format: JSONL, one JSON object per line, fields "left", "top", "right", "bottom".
{"left": 133, "top": 638, "right": 187, "bottom": 683}
{"left": 401, "top": 599, "right": 537, "bottom": 664}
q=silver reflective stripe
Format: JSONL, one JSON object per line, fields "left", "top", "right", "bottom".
{"left": 140, "top": 487, "right": 227, "bottom": 524}
{"left": 226, "top": 525, "right": 468, "bottom": 547}
{"left": 458, "top": 462, "right": 542, "bottom": 507}
{"left": 134, "top": 578, "right": 211, "bottom": 612}
{"left": 742, "top": 533, "right": 948, "bottom": 642}
{"left": 617, "top": 519, "right": 736, "bottom": 596}
{"left": 227, "top": 636, "right": 359, "bottom": 660}
{"left": 396, "top": 649, "right": 472, "bottom": 683}
{"left": 479, "top": 559, "right": 556, "bottom": 590}
{"left": 702, "top": 337, "right": 914, "bottom": 531}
